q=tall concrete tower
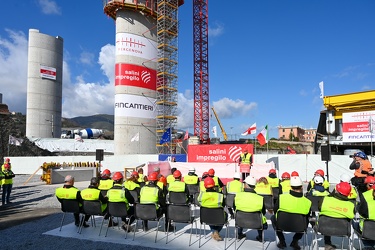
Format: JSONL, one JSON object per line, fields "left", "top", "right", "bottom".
{"left": 26, "top": 29, "right": 63, "bottom": 138}
{"left": 103, "top": 0, "right": 182, "bottom": 155}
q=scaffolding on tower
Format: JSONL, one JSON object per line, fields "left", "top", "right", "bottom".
{"left": 156, "top": 0, "right": 180, "bottom": 153}
{"left": 193, "top": 0, "right": 209, "bottom": 144}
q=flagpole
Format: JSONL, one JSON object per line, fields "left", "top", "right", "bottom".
{"left": 371, "top": 115, "right": 373, "bottom": 162}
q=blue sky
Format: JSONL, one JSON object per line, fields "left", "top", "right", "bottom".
{"left": 0, "top": 0, "right": 374, "bottom": 139}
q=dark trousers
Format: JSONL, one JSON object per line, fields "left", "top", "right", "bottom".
{"left": 271, "top": 215, "right": 303, "bottom": 242}
{"left": 2, "top": 184, "right": 12, "bottom": 204}
{"left": 121, "top": 206, "right": 135, "bottom": 224}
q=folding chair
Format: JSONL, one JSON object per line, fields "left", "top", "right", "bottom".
{"left": 260, "top": 194, "right": 274, "bottom": 212}
{"left": 275, "top": 211, "right": 309, "bottom": 249}
{"left": 129, "top": 189, "right": 139, "bottom": 203}
{"left": 225, "top": 193, "right": 236, "bottom": 209}
{"left": 105, "top": 201, "right": 133, "bottom": 239}
{"left": 168, "top": 191, "right": 188, "bottom": 205}
{"left": 166, "top": 204, "right": 197, "bottom": 245}
{"left": 272, "top": 187, "right": 280, "bottom": 201}
{"left": 352, "top": 219, "right": 375, "bottom": 250}
{"left": 186, "top": 184, "right": 200, "bottom": 205}
{"left": 80, "top": 200, "right": 107, "bottom": 235}
{"left": 199, "top": 207, "right": 229, "bottom": 249}
{"left": 311, "top": 215, "right": 353, "bottom": 250}
{"left": 235, "top": 211, "right": 264, "bottom": 250}
{"left": 59, "top": 199, "right": 81, "bottom": 232}
{"left": 306, "top": 195, "right": 324, "bottom": 213}
{"left": 133, "top": 203, "right": 165, "bottom": 243}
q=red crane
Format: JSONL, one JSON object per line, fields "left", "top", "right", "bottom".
{"left": 193, "top": 0, "right": 210, "bottom": 143}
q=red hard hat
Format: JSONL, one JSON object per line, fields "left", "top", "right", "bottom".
{"left": 112, "top": 172, "right": 123, "bottom": 181}
{"left": 365, "top": 176, "right": 375, "bottom": 184}
{"left": 269, "top": 169, "right": 276, "bottom": 174}
{"left": 291, "top": 171, "right": 299, "bottom": 177}
{"left": 336, "top": 182, "right": 351, "bottom": 197}
{"left": 204, "top": 177, "right": 215, "bottom": 189}
{"left": 3, "top": 163, "right": 10, "bottom": 169}
{"left": 208, "top": 168, "right": 215, "bottom": 176}
{"left": 315, "top": 169, "right": 324, "bottom": 177}
{"left": 131, "top": 171, "right": 139, "bottom": 178}
{"left": 5, "top": 158, "right": 10, "bottom": 162}
{"left": 159, "top": 176, "right": 167, "bottom": 186}
{"left": 202, "top": 172, "right": 208, "bottom": 178}
{"left": 102, "top": 169, "right": 111, "bottom": 176}
{"left": 281, "top": 172, "right": 290, "bottom": 179}
{"left": 148, "top": 172, "right": 158, "bottom": 181}
{"left": 173, "top": 170, "right": 181, "bottom": 178}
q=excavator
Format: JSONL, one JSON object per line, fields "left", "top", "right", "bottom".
{"left": 211, "top": 107, "right": 228, "bottom": 141}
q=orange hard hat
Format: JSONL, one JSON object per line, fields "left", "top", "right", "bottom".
{"left": 336, "top": 182, "right": 351, "bottom": 196}
{"left": 204, "top": 177, "right": 215, "bottom": 189}
{"left": 173, "top": 170, "right": 181, "bottom": 178}
{"left": 208, "top": 168, "right": 215, "bottom": 176}
{"left": 131, "top": 171, "right": 139, "bottom": 178}
{"left": 291, "top": 171, "right": 299, "bottom": 177}
{"left": 102, "top": 169, "right": 111, "bottom": 176}
{"left": 315, "top": 169, "right": 324, "bottom": 177}
{"left": 112, "top": 172, "right": 123, "bottom": 181}
{"left": 148, "top": 172, "right": 158, "bottom": 181}
{"left": 281, "top": 172, "right": 290, "bottom": 179}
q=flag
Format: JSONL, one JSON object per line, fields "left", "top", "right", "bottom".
{"left": 131, "top": 132, "right": 139, "bottom": 142}
{"left": 9, "top": 135, "right": 23, "bottom": 146}
{"left": 256, "top": 125, "right": 268, "bottom": 146}
{"left": 212, "top": 126, "right": 217, "bottom": 137}
{"left": 74, "top": 134, "right": 84, "bottom": 142}
{"left": 183, "top": 130, "right": 189, "bottom": 140}
{"left": 241, "top": 123, "right": 256, "bottom": 136}
{"left": 286, "top": 146, "right": 296, "bottom": 154}
{"left": 160, "top": 128, "right": 171, "bottom": 144}
{"left": 319, "top": 81, "right": 324, "bottom": 99}
{"left": 369, "top": 117, "right": 375, "bottom": 134}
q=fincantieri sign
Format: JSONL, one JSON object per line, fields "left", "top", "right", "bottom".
{"left": 114, "top": 94, "right": 156, "bottom": 119}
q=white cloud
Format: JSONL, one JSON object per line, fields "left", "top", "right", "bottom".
{"left": 212, "top": 97, "right": 257, "bottom": 119}
{"left": 0, "top": 29, "right": 28, "bottom": 113}
{"left": 177, "top": 92, "right": 194, "bottom": 129}
{"left": 98, "top": 44, "right": 115, "bottom": 83}
{"left": 208, "top": 21, "right": 224, "bottom": 38}
{"left": 37, "top": 0, "right": 61, "bottom": 15}
{"left": 79, "top": 51, "right": 95, "bottom": 65}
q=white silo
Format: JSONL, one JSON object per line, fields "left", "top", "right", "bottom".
{"left": 26, "top": 29, "right": 63, "bottom": 138}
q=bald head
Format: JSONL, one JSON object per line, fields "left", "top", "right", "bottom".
{"left": 64, "top": 175, "right": 74, "bottom": 185}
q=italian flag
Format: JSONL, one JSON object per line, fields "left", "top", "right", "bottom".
{"left": 257, "top": 125, "right": 268, "bottom": 146}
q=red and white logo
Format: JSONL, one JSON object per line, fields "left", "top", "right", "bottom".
{"left": 116, "top": 33, "right": 157, "bottom": 61}
{"left": 188, "top": 144, "right": 253, "bottom": 163}
{"left": 115, "top": 63, "right": 156, "bottom": 90}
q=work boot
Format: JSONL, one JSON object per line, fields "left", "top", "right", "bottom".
{"left": 256, "top": 235, "right": 263, "bottom": 242}
{"left": 122, "top": 224, "right": 133, "bottom": 232}
{"left": 237, "top": 233, "right": 246, "bottom": 240}
{"left": 165, "top": 223, "right": 175, "bottom": 232}
{"left": 212, "top": 231, "right": 223, "bottom": 241}
{"left": 276, "top": 240, "right": 287, "bottom": 249}
{"left": 324, "top": 243, "right": 337, "bottom": 250}
{"left": 143, "top": 220, "right": 148, "bottom": 231}
{"left": 290, "top": 240, "right": 301, "bottom": 250}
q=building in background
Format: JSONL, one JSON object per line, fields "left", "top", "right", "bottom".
{"left": 278, "top": 126, "right": 316, "bottom": 142}
{"left": 26, "top": 29, "right": 63, "bottom": 138}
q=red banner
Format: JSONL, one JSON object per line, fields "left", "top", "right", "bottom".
{"left": 115, "top": 63, "right": 156, "bottom": 90}
{"left": 188, "top": 144, "right": 253, "bottom": 163}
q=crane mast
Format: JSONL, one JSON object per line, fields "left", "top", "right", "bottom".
{"left": 193, "top": 0, "right": 209, "bottom": 143}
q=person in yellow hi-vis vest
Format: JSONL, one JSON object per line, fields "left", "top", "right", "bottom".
{"left": 137, "top": 168, "right": 147, "bottom": 187}
{"left": 166, "top": 168, "right": 177, "bottom": 184}
{"left": 98, "top": 169, "right": 114, "bottom": 196}
{"left": 208, "top": 168, "right": 224, "bottom": 192}
{"left": 199, "top": 172, "right": 209, "bottom": 192}
{"left": 271, "top": 176, "right": 312, "bottom": 250}
{"left": 280, "top": 172, "right": 292, "bottom": 194}
{"left": 225, "top": 172, "right": 244, "bottom": 218}
{"left": 197, "top": 177, "right": 227, "bottom": 241}
{"left": 318, "top": 182, "right": 355, "bottom": 250}
{"left": 2, "top": 163, "right": 15, "bottom": 205}
{"left": 238, "top": 148, "right": 253, "bottom": 180}
{"left": 255, "top": 177, "right": 273, "bottom": 195}
{"left": 234, "top": 175, "right": 268, "bottom": 241}
{"left": 339, "top": 173, "right": 357, "bottom": 201}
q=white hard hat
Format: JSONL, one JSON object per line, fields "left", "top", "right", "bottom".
{"left": 189, "top": 166, "right": 195, "bottom": 172}
{"left": 290, "top": 176, "right": 303, "bottom": 187}
{"left": 233, "top": 172, "right": 241, "bottom": 179}
{"left": 244, "top": 176, "right": 256, "bottom": 186}
{"left": 313, "top": 176, "right": 324, "bottom": 184}
{"left": 340, "top": 173, "right": 351, "bottom": 183}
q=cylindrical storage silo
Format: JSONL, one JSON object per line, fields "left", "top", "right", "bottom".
{"left": 26, "top": 29, "right": 63, "bottom": 138}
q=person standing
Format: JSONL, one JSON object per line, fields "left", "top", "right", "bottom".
{"left": 107, "top": 172, "right": 135, "bottom": 232}
{"left": 197, "top": 177, "right": 227, "bottom": 241}
{"left": 55, "top": 175, "right": 90, "bottom": 227}
{"left": 234, "top": 175, "right": 268, "bottom": 241}
{"left": 271, "top": 176, "right": 312, "bottom": 250}
{"left": 318, "top": 182, "right": 355, "bottom": 250}
{"left": 238, "top": 148, "right": 253, "bottom": 180}
{"left": 2, "top": 163, "right": 15, "bottom": 205}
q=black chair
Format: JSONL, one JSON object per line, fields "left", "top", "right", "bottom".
{"left": 259, "top": 194, "right": 274, "bottom": 212}
{"left": 166, "top": 204, "right": 197, "bottom": 245}
{"left": 225, "top": 193, "right": 236, "bottom": 209}
{"left": 100, "top": 190, "right": 108, "bottom": 198}
{"left": 129, "top": 189, "right": 139, "bottom": 203}
{"left": 272, "top": 187, "right": 280, "bottom": 201}
{"left": 352, "top": 219, "right": 375, "bottom": 250}
{"left": 199, "top": 207, "right": 229, "bottom": 249}
{"left": 235, "top": 211, "right": 264, "bottom": 250}
{"left": 168, "top": 191, "right": 188, "bottom": 205}
{"left": 275, "top": 211, "right": 309, "bottom": 249}
{"left": 186, "top": 184, "right": 200, "bottom": 205}
{"left": 80, "top": 200, "right": 107, "bottom": 235}
{"left": 59, "top": 199, "right": 81, "bottom": 232}
{"left": 306, "top": 195, "right": 324, "bottom": 213}
{"left": 105, "top": 202, "right": 133, "bottom": 239}
{"left": 133, "top": 203, "right": 165, "bottom": 243}
{"left": 311, "top": 215, "right": 353, "bottom": 250}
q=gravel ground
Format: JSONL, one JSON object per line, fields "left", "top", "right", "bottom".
{"left": 0, "top": 175, "right": 160, "bottom": 250}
